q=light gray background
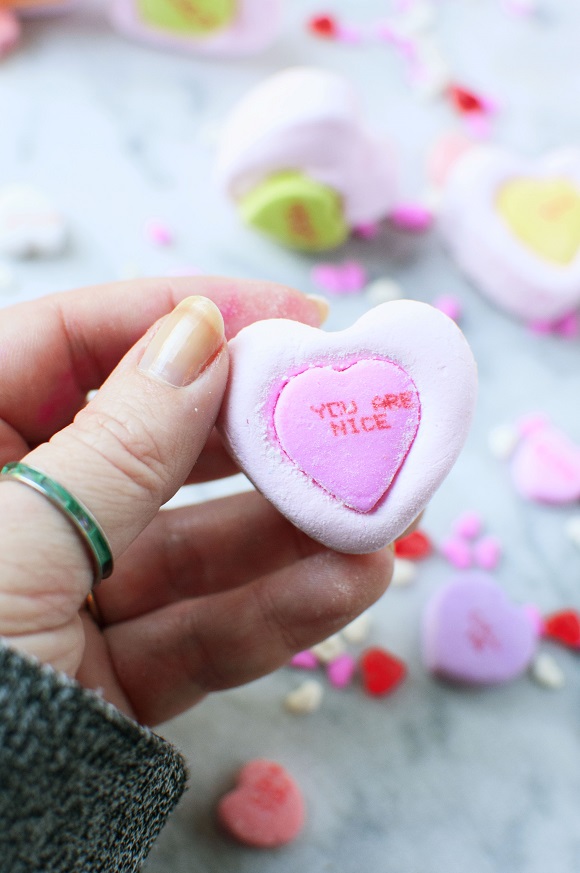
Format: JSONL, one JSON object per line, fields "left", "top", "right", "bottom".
{"left": 1, "top": 1, "right": 580, "bottom": 871}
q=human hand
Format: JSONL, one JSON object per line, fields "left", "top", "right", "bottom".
{"left": 0, "top": 277, "right": 393, "bottom": 725}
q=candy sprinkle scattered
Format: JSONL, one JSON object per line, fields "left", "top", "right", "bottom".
{"left": 433, "top": 294, "right": 462, "bottom": 323}
{"left": 543, "top": 610, "right": 580, "bottom": 650}
{"left": 530, "top": 652, "right": 565, "bottom": 690}
{"left": 327, "top": 653, "right": 357, "bottom": 689}
{"left": 284, "top": 679, "right": 324, "bottom": 713}
{"left": 440, "top": 537, "right": 472, "bottom": 569}
{"left": 394, "top": 529, "right": 433, "bottom": 560}
{"left": 391, "top": 558, "right": 418, "bottom": 587}
{"left": 311, "top": 260, "right": 367, "bottom": 295}
{"left": 308, "top": 14, "right": 338, "bottom": 38}
{"left": 364, "top": 277, "right": 404, "bottom": 306}
{"left": 453, "top": 511, "right": 483, "bottom": 540}
{"left": 290, "top": 650, "right": 318, "bottom": 670}
{"left": 342, "top": 612, "right": 371, "bottom": 644}
{"left": 310, "top": 633, "right": 345, "bottom": 664}
{"left": 473, "top": 535, "right": 502, "bottom": 571}
{"left": 360, "top": 647, "right": 407, "bottom": 696}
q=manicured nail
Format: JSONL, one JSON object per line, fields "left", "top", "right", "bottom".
{"left": 306, "top": 294, "right": 330, "bottom": 325}
{"left": 139, "top": 296, "right": 225, "bottom": 387}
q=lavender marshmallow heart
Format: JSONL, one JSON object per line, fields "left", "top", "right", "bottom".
{"left": 218, "top": 301, "right": 477, "bottom": 553}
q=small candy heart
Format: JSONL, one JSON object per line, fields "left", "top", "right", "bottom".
{"left": 422, "top": 572, "right": 539, "bottom": 684}
{"left": 360, "top": 647, "right": 407, "bottom": 696}
{"left": 394, "top": 530, "right": 433, "bottom": 560}
{"left": 311, "top": 260, "right": 367, "bottom": 295}
{"left": 219, "top": 301, "right": 477, "bottom": 553}
{"left": 543, "top": 610, "right": 580, "bottom": 650}
{"left": 447, "top": 84, "right": 488, "bottom": 114}
{"left": 218, "top": 760, "right": 305, "bottom": 848}
{"left": 308, "top": 14, "right": 338, "bottom": 38}
{"left": 510, "top": 424, "right": 580, "bottom": 504}
{"left": 0, "top": 186, "right": 67, "bottom": 258}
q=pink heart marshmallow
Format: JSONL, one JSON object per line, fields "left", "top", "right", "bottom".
{"left": 218, "top": 301, "right": 477, "bottom": 553}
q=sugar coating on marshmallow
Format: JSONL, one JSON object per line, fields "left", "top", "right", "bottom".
{"left": 439, "top": 145, "right": 580, "bottom": 322}
{"left": 218, "top": 300, "right": 477, "bottom": 553}
{"left": 217, "top": 67, "right": 397, "bottom": 235}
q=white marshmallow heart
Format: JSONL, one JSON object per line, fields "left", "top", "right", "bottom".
{"left": 439, "top": 146, "right": 580, "bottom": 322}
{"left": 0, "top": 186, "right": 67, "bottom": 258}
{"left": 218, "top": 301, "right": 477, "bottom": 553}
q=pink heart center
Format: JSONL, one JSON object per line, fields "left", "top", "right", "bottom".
{"left": 273, "top": 358, "right": 420, "bottom": 513}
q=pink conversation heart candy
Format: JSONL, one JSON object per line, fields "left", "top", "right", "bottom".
{"left": 511, "top": 424, "right": 580, "bottom": 504}
{"left": 218, "top": 759, "right": 305, "bottom": 848}
{"left": 327, "top": 653, "right": 357, "bottom": 688}
{"left": 422, "top": 572, "right": 539, "bottom": 684}
{"left": 218, "top": 301, "right": 477, "bottom": 553}
{"left": 275, "top": 359, "right": 420, "bottom": 512}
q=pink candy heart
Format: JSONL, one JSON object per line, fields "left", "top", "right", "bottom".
{"left": 311, "top": 260, "right": 367, "bottom": 295}
{"left": 275, "top": 359, "right": 420, "bottom": 512}
{"left": 422, "top": 572, "right": 539, "bottom": 684}
{"left": 511, "top": 424, "right": 580, "bottom": 504}
{"left": 218, "top": 760, "right": 304, "bottom": 848}
{"left": 219, "top": 301, "right": 477, "bottom": 553}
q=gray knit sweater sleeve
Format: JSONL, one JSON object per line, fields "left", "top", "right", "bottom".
{"left": 0, "top": 643, "right": 187, "bottom": 873}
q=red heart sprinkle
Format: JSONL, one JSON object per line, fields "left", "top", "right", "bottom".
{"left": 308, "top": 14, "right": 338, "bottom": 38}
{"left": 360, "top": 647, "right": 407, "bottom": 696}
{"left": 448, "top": 84, "right": 485, "bottom": 114}
{"left": 394, "top": 529, "right": 433, "bottom": 560}
{"left": 543, "top": 610, "right": 580, "bottom": 649}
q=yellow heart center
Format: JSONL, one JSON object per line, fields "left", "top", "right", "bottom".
{"left": 496, "top": 178, "right": 580, "bottom": 265}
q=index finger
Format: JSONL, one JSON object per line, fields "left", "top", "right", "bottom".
{"left": 0, "top": 276, "right": 326, "bottom": 445}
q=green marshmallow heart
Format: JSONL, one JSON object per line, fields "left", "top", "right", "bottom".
{"left": 239, "top": 172, "right": 349, "bottom": 252}
{"left": 138, "top": 0, "right": 236, "bottom": 36}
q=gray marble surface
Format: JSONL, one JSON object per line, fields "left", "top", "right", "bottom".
{"left": 1, "top": 1, "right": 580, "bottom": 871}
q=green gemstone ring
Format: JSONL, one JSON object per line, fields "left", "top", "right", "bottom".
{"left": 0, "top": 462, "right": 113, "bottom": 586}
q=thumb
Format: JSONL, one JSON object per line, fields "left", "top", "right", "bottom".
{"left": 22, "top": 295, "right": 228, "bottom": 569}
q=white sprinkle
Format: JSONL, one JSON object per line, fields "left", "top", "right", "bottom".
{"left": 391, "top": 558, "right": 417, "bottom": 587}
{"left": 310, "top": 634, "right": 345, "bottom": 664}
{"left": 365, "top": 277, "right": 404, "bottom": 307}
{"left": 530, "top": 652, "right": 565, "bottom": 689}
{"left": 342, "top": 612, "right": 371, "bottom": 644}
{"left": 284, "top": 679, "right": 324, "bottom": 714}
{"left": 488, "top": 424, "right": 520, "bottom": 460}
{"left": 0, "top": 262, "right": 16, "bottom": 294}
{"left": 0, "top": 186, "right": 67, "bottom": 258}
{"left": 565, "top": 515, "right": 580, "bottom": 548}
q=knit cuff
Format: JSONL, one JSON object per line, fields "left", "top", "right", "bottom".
{"left": 0, "top": 643, "right": 187, "bottom": 873}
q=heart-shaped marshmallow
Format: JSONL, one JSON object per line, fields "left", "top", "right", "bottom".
{"left": 218, "top": 301, "right": 477, "bottom": 553}
{"left": 510, "top": 423, "right": 580, "bottom": 503}
{"left": 217, "top": 759, "right": 305, "bottom": 848}
{"left": 422, "top": 572, "right": 539, "bottom": 684}
{"left": 439, "top": 146, "right": 580, "bottom": 322}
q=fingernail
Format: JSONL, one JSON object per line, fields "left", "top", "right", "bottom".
{"left": 139, "top": 296, "right": 225, "bottom": 387}
{"left": 306, "top": 294, "right": 330, "bottom": 325}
